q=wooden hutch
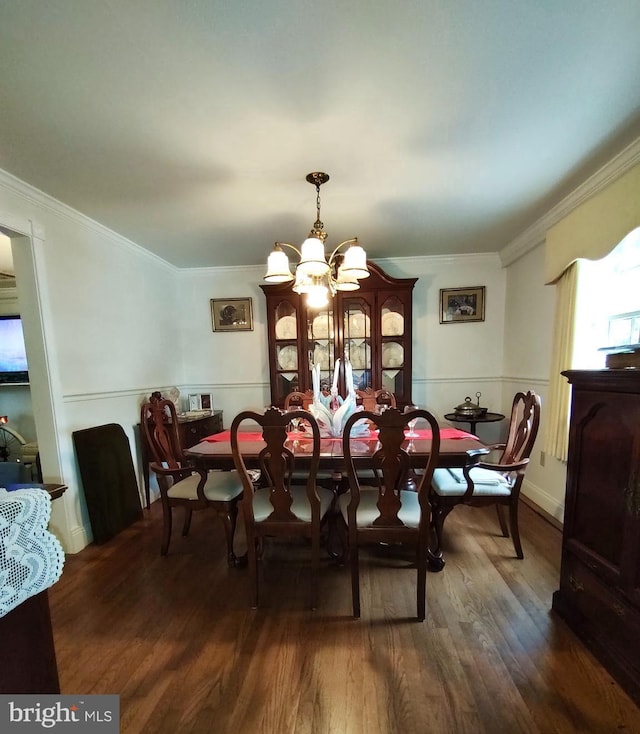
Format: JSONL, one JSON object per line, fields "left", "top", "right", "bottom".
{"left": 552, "top": 369, "right": 640, "bottom": 705}
{"left": 260, "top": 262, "right": 417, "bottom": 409}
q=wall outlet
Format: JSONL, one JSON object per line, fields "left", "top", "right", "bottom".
{"left": 540, "top": 450, "right": 546, "bottom": 467}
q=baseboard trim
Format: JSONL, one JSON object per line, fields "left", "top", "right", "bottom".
{"left": 521, "top": 494, "right": 563, "bottom": 532}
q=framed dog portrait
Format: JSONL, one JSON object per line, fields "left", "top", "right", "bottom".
{"left": 211, "top": 298, "right": 253, "bottom": 332}
{"left": 440, "top": 286, "right": 485, "bottom": 324}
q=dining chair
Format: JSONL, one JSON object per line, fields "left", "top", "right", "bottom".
{"left": 231, "top": 407, "right": 334, "bottom": 609}
{"left": 355, "top": 387, "right": 397, "bottom": 412}
{"left": 339, "top": 406, "right": 441, "bottom": 621}
{"left": 283, "top": 390, "right": 315, "bottom": 410}
{"left": 430, "top": 390, "right": 541, "bottom": 560}
{"left": 140, "top": 396, "right": 243, "bottom": 565}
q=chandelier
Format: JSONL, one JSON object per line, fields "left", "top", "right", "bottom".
{"left": 264, "top": 172, "right": 369, "bottom": 308}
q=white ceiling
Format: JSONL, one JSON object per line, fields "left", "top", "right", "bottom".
{"left": 1, "top": 1, "right": 640, "bottom": 269}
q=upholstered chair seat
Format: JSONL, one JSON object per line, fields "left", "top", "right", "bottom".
{"left": 167, "top": 470, "right": 242, "bottom": 502}
{"left": 431, "top": 467, "right": 511, "bottom": 497}
{"left": 252, "top": 484, "right": 334, "bottom": 523}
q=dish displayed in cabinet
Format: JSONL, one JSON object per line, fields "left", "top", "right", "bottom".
{"left": 382, "top": 342, "right": 404, "bottom": 368}
{"left": 381, "top": 311, "right": 404, "bottom": 336}
{"left": 313, "top": 344, "right": 331, "bottom": 370}
{"left": 347, "top": 313, "right": 371, "bottom": 337}
{"left": 312, "top": 314, "right": 333, "bottom": 339}
{"left": 350, "top": 342, "right": 370, "bottom": 369}
{"left": 275, "top": 315, "right": 297, "bottom": 339}
{"left": 277, "top": 345, "right": 298, "bottom": 370}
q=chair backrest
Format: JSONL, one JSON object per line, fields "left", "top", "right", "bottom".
{"left": 342, "top": 406, "right": 440, "bottom": 528}
{"left": 231, "top": 407, "right": 322, "bottom": 523}
{"left": 500, "top": 391, "right": 541, "bottom": 465}
{"left": 140, "top": 397, "right": 185, "bottom": 469}
{"left": 283, "top": 390, "right": 314, "bottom": 410}
{"left": 356, "top": 388, "right": 397, "bottom": 412}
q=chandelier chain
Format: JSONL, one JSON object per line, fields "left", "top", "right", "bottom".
{"left": 315, "top": 182, "right": 323, "bottom": 232}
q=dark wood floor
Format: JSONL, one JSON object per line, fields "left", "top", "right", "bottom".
{"left": 49, "top": 500, "right": 640, "bottom": 733}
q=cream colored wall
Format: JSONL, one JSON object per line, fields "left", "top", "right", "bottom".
{"left": 0, "top": 171, "right": 182, "bottom": 552}
{"left": 176, "top": 253, "right": 508, "bottom": 447}
{"left": 503, "top": 244, "right": 567, "bottom": 523}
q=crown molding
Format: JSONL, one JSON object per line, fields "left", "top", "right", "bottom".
{"left": 0, "top": 168, "right": 178, "bottom": 274}
{"left": 500, "top": 135, "right": 640, "bottom": 267}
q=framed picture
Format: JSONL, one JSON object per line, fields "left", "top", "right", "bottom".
{"left": 440, "top": 286, "right": 485, "bottom": 324}
{"left": 188, "top": 393, "right": 213, "bottom": 411}
{"left": 211, "top": 297, "right": 253, "bottom": 332}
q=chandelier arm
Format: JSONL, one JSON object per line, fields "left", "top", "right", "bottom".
{"left": 327, "top": 238, "right": 358, "bottom": 266}
{"left": 275, "top": 241, "right": 303, "bottom": 257}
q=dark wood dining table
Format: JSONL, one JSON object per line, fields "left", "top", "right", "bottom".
{"left": 184, "top": 426, "right": 481, "bottom": 472}
{"left": 185, "top": 426, "right": 482, "bottom": 571}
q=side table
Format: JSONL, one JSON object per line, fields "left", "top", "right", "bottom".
{"left": 443, "top": 411, "right": 505, "bottom": 436}
{"left": 138, "top": 410, "right": 224, "bottom": 509}
{"left": 5, "top": 483, "right": 67, "bottom": 500}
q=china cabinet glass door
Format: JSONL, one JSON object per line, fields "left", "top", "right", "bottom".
{"left": 341, "top": 296, "right": 373, "bottom": 393}
{"left": 380, "top": 294, "right": 407, "bottom": 398}
{"left": 272, "top": 298, "right": 300, "bottom": 405}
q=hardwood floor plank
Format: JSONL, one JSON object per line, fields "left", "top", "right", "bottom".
{"left": 47, "top": 501, "right": 640, "bottom": 733}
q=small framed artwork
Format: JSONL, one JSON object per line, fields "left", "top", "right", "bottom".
{"left": 211, "top": 297, "right": 253, "bottom": 332}
{"left": 440, "top": 286, "right": 485, "bottom": 324}
{"left": 188, "top": 393, "right": 213, "bottom": 411}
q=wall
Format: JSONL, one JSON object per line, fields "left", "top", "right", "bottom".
{"left": 502, "top": 243, "right": 566, "bottom": 522}
{"left": 0, "top": 171, "right": 182, "bottom": 553}
{"left": 177, "top": 252, "right": 508, "bottom": 445}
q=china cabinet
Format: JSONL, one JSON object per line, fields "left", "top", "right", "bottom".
{"left": 552, "top": 369, "right": 640, "bottom": 705}
{"left": 260, "top": 261, "right": 417, "bottom": 408}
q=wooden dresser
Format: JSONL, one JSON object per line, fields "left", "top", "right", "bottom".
{"left": 552, "top": 369, "right": 640, "bottom": 704}
{"left": 139, "top": 410, "right": 224, "bottom": 508}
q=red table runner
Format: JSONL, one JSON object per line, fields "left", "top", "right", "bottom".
{"left": 204, "top": 427, "right": 477, "bottom": 443}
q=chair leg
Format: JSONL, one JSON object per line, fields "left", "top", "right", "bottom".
{"left": 416, "top": 529, "right": 428, "bottom": 621}
{"left": 246, "top": 532, "right": 259, "bottom": 609}
{"left": 350, "top": 534, "right": 360, "bottom": 619}
{"left": 219, "top": 501, "right": 239, "bottom": 568}
{"left": 161, "top": 502, "right": 173, "bottom": 556}
{"left": 496, "top": 505, "right": 509, "bottom": 537}
{"left": 508, "top": 501, "right": 524, "bottom": 559}
{"left": 430, "top": 504, "right": 453, "bottom": 559}
{"left": 310, "top": 531, "right": 320, "bottom": 611}
{"left": 181, "top": 506, "right": 193, "bottom": 537}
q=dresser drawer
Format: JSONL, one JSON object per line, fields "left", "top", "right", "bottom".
{"left": 558, "top": 554, "right": 640, "bottom": 675}
{"left": 178, "top": 412, "right": 223, "bottom": 448}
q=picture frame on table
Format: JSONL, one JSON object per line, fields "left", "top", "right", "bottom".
{"left": 188, "top": 394, "right": 213, "bottom": 411}
{"left": 211, "top": 297, "right": 253, "bottom": 332}
{"left": 440, "top": 286, "right": 485, "bottom": 324}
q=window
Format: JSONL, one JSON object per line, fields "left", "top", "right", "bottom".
{"left": 574, "top": 228, "right": 640, "bottom": 369}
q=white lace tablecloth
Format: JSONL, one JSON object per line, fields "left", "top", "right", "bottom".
{"left": 0, "top": 487, "right": 65, "bottom": 618}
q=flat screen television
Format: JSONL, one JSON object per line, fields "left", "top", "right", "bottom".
{"left": 0, "top": 315, "right": 29, "bottom": 384}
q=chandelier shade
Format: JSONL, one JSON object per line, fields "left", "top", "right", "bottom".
{"left": 263, "top": 172, "right": 368, "bottom": 305}
{"left": 264, "top": 245, "right": 294, "bottom": 283}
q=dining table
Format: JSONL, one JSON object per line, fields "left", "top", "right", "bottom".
{"left": 184, "top": 425, "right": 483, "bottom": 570}
{"left": 184, "top": 426, "right": 481, "bottom": 471}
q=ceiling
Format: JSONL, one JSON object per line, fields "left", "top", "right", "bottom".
{"left": 1, "top": 1, "right": 640, "bottom": 270}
